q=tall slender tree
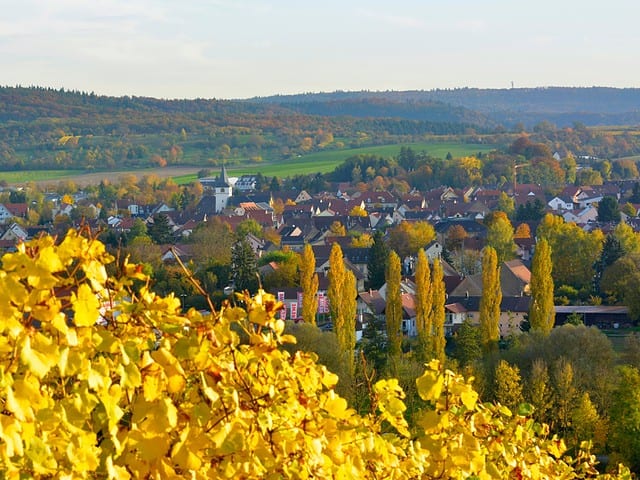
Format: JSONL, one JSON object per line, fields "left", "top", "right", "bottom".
{"left": 529, "top": 238, "right": 555, "bottom": 335}
{"left": 414, "top": 249, "right": 433, "bottom": 361}
{"left": 385, "top": 251, "right": 403, "bottom": 359}
{"left": 327, "top": 243, "right": 356, "bottom": 376}
{"left": 299, "top": 244, "right": 318, "bottom": 325}
{"left": 431, "top": 257, "right": 446, "bottom": 363}
{"left": 341, "top": 269, "right": 357, "bottom": 377}
{"left": 328, "top": 243, "right": 346, "bottom": 334}
{"left": 367, "top": 230, "right": 389, "bottom": 289}
{"left": 479, "top": 246, "right": 501, "bottom": 351}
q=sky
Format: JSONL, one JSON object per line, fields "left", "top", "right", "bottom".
{"left": 1, "top": 0, "right": 639, "bottom": 100}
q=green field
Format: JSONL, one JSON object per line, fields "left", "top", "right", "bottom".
{"left": 0, "top": 169, "right": 85, "bottom": 184}
{"left": 173, "top": 141, "right": 497, "bottom": 185}
{"left": 1, "top": 141, "right": 497, "bottom": 186}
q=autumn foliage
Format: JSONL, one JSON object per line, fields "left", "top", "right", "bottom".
{"left": 0, "top": 230, "right": 630, "bottom": 478}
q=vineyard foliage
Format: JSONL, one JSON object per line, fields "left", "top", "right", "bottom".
{"left": 0, "top": 230, "right": 631, "bottom": 478}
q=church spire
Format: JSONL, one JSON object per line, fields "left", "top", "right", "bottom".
{"left": 220, "top": 163, "right": 229, "bottom": 185}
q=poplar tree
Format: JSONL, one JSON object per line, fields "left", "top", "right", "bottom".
{"left": 342, "top": 270, "right": 357, "bottom": 377}
{"left": 479, "top": 246, "right": 501, "bottom": 351}
{"left": 385, "top": 250, "right": 403, "bottom": 359}
{"left": 328, "top": 243, "right": 357, "bottom": 376}
{"left": 328, "top": 243, "right": 346, "bottom": 343}
{"left": 431, "top": 257, "right": 446, "bottom": 363}
{"left": 529, "top": 237, "right": 555, "bottom": 335}
{"left": 414, "top": 249, "right": 433, "bottom": 361}
{"left": 300, "top": 244, "right": 318, "bottom": 325}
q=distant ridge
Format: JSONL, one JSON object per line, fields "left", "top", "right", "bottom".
{"left": 252, "top": 87, "right": 640, "bottom": 127}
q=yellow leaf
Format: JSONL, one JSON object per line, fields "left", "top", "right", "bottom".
{"left": 416, "top": 369, "right": 444, "bottom": 402}
{"left": 73, "top": 284, "right": 100, "bottom": 327}
{"left": 461, "top": 389, "right": 479, "bottom": 410}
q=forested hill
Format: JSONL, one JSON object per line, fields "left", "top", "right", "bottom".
{"left": 254, "top": 87, "right": 640, "bottom": 127}
{"left": 0, "top": 86, "right": 484, "bottom": 171}
{"left": 0, "top": 86, "right": 490, "bottom": 128}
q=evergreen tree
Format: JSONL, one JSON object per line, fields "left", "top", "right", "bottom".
{"left": 479, "top": 246, "right": 501, "bottom": 351}
{"left": 452, "top": 320, "right": 482, "bottom": 368}
{"left": 414, "top": 249, "right": 432, "bottom": 361}
{"left": 385, "top": 251, "right": 403, "bottom": 360}
{"left": 231, "top": 238, "right": 259, "bottom": 293}
{"left": 367, "top": 230, "right": 389, "bottom": 290}
{"left": 529, "top": 238, "right": 555, "bottom": 335}
{"left": 494, "top": 360, "right": 523, "bottom": 412}
{"left": 593, "top": 234, "right": 623, "bottom": 294}
{"left": 631, "top": 182, "right": 640, "bottom": 203}
{"left": 148, "top": 214, "right": 173, "bottom": 244}
{"left": 431, "top": 258, "right": 446, "bottom": 363}
{"left": 300, "top": 244, "right": 319, "bottom": 325}
{"left": 269, "top": 176, "right": 281, "bottom": 191}
{"left": 597, "top": 195, "right": 621, "bottom": 222}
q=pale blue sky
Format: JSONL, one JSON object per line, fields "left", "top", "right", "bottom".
{"left": 1, "top": 0, "right": 638, "bottom": 99}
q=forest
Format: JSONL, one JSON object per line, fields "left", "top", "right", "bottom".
{"left": 2, "top": 86, "right": 640, "bottom": 177}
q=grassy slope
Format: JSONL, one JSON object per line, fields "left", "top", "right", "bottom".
{"left": 2, "top": 141, "right": 497, "bottom": 186}
{"left": 174, "top": 141, "right": 498, "bottom": 184}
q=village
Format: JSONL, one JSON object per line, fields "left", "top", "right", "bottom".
{"left": 0, "top": 161, "right": 636, "bottom": 343}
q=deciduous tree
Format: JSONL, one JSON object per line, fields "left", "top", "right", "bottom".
{"left": 385, "top": 251, "right": 403, "bottom": 360}
{"left": 529, "top": 238, "right": 555, "bottom": 335}
{"left": 300, "top": 244, "right": 319, "bottom": 325}
{"left": 494, "top": 360, "right": 524, "bottom": 411}
{"left": 414, "top": 249, "right": 432, "bottom": 361}
{"left": 485, "top": 213, "right": 516, "bottom": 264}
{"left": 328, "top": 243, "right": 357, "bottom": 376}
{"left": 479, "top": 247, "right": 501, "bottom": 351}
{"left": 431, "top": 258, "right": 446, "bottom": 363}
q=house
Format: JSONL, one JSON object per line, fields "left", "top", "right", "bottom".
{"left": 548, "top": 196, "right": 574, "bottom": 211}
{"left": 450, "top": 259, "right": 531, "bottom": 298}
{"left": 358, "top": 289, "right": 417, "bottom": 338}
{"left": 0, "top": 223, "right": 28, "bottom": 242}
{"left": 445, "top": 303, "right": 468, "bottom": 336}
{"left": 234, "top": 175, "right": 258, "bottom": 192}
{"left": 562, "top": 206, "right": 598, "bottom": 224}
{"left": 0, "top": 204, "right": 15, "bottom": 224}
{"left": 444, "top": 295, "right": 531, "bottom": 337}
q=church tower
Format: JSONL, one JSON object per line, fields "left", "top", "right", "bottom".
{"left": 213, "top": 164, "right": 232, "bottom": 213}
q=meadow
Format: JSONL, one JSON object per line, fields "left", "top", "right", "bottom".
{"left": 2, "top": 141, "right": 497, "bottom": 187}
{"left": 174, "top": 141, "right": 498, "bottom": 184}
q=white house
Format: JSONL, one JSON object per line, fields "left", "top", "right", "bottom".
{"left": 562, "top": 206, "right": 598, "bottom": 224}
{"left": 548, "top": 196, "right": 574, "bottom": 211}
